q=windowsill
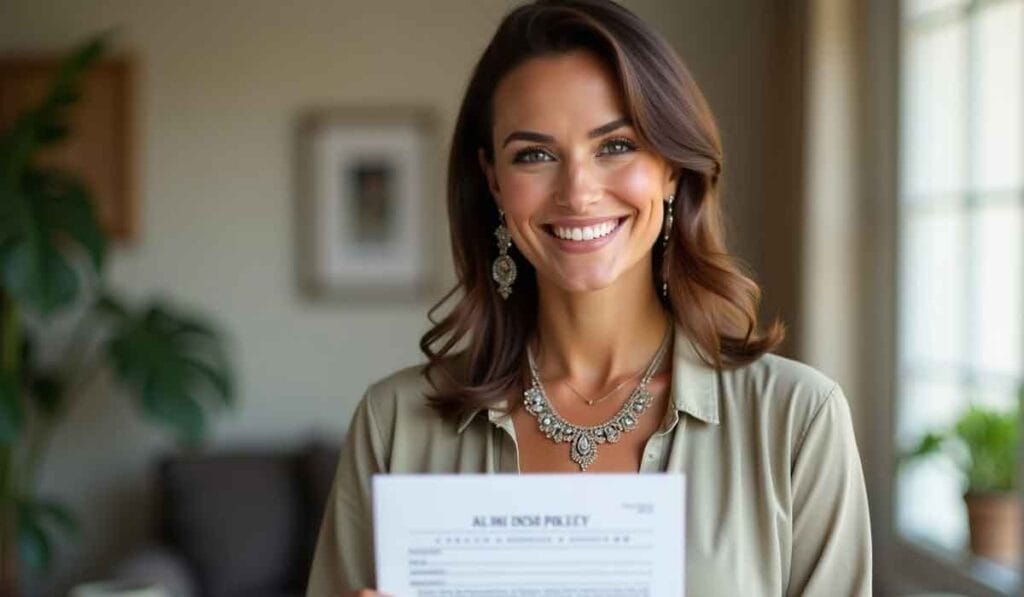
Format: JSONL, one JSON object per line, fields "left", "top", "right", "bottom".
{"left": 895, "top": 534, "right": 1021, "bottom": 596}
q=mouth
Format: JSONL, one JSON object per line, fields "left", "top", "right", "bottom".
{"left": 542, "top": 216, "right": 628, "bottom": 253}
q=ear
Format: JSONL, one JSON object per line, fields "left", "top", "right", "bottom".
{"left": 663, "top": 164, "right": 680, "bottom": 200}
{"left": 478, "top": 147, "right": 502, "bottom": 207}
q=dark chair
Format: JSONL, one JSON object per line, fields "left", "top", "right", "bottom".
{"left": 114, "top": 439, "right": 340, "bottom": 597}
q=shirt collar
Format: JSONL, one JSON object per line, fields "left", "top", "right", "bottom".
{"left": 455, "top": 323, "right": 720, "bottom": 434}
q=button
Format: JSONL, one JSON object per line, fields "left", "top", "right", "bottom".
{"left": 646, "top": 452, "right": 656, "bottom": 460}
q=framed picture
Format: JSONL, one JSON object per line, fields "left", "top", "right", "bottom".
{"left": 296, "top": 106, "right": 439, "bottom": 300}
{"left": 0, "top": 55, "right": 136, "bottom": 241}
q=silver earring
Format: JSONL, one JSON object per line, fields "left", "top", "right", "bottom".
{"left": 492, "top": 208, "right": 517, "bottom": 299}
{"left": 661, "top": 194, "right": 675, "bottom": 298}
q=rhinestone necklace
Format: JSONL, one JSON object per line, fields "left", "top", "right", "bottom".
{"left": 523, "top": 322, "right": 673, "bottom": 471}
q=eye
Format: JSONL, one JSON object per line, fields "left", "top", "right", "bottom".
{"left": 599, "top": 137, "right": 637, "bottom": 156}
{"left": 512, "top": 146, "right": 554, "bottom": 164}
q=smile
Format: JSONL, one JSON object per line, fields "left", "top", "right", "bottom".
{"left": 543, "top": 217, "right": 627, "bottom": 253}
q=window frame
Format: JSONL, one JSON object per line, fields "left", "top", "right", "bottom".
{"left": 870, "top": 0, "right": 1024, "bottom": 594}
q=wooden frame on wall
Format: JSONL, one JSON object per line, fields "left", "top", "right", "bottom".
{"left": 295, "top": 106, "right": 440, "bottom": 301}
{"left": 0, "top": 55, "right": 137, "bottom": 242}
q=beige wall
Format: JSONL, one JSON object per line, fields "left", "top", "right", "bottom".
{"left": 0, "top": 1, "right": 791, "bottom": 594}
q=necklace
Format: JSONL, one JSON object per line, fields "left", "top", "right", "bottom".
{"left": 523, "top": 322, "right": 673, "bottom": 471}
{"left": 562, "top": 371, "right": 641, "bottom": 406}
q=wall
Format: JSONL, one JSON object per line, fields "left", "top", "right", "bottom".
{"left": 0, "top": 1, "right": 784, "bottom": 593}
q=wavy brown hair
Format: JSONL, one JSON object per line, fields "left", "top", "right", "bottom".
{"left": 420, "top": 0, "right": 784, "bottom": 421}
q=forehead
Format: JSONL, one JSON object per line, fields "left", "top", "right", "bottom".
{"left": 491, "top": 49, "right": 628, "bottom": 135}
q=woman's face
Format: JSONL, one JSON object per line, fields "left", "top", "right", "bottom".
{"left": 479, "top": 49, "right": 677, "bottom": 295}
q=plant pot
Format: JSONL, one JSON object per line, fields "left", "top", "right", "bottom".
{"left": 964, "top": 491, "right": 1021, "bottom": 567}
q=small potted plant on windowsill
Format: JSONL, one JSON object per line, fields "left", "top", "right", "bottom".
{"left": 905, "top": 395, "right": 1022, "bottom": 567}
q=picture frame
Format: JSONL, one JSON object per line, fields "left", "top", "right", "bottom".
{"left": 296, "top": 106, "right": 439, "bottom": 300}
{"left": 0, "top": 55, "right": 136, "bottom": 241}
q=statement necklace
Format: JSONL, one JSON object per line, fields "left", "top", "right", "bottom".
{"left": 523, "top": 323, "right": 672, "bottom": 471}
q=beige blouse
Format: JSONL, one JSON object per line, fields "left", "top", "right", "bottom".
{"left": 306, "top": 324, "right": 872, "bottom": 596}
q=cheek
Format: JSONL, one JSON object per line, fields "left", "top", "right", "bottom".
{"left": 495, "top": 169, "right": 553, "bottom": 220}
{"left": 610, "top": 160, "right": 664, "bottom": 210}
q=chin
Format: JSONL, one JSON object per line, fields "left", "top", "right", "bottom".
{"left": 554, "top": 267, "right": 621, "bottom": 294}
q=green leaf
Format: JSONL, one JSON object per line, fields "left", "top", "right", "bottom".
{"left": 140, "top": 364, "right": 205, "bottom": 445}
{"left": 906, "top": 432, "right": 946, "bottom": 461}
{"left": 36, "top": 123, "right": 69, "bottom": 145}
{"left": 103, "top": 296, "right": 235, "bottom": 445}
{"left": 38, "top": 33, "right": 108, "bottom": 118}
{"left": 27, "top": 168, "right": 107, "bottom": 274}
{"left": 180, "top": 356, "right": 234, "bottom": 407}
{"left": 48, "top": 87, "right": 80, "bottom": 107}
{"left": 14, "top": 494, "right": 78, "bottom": 574}
{"left": 0, "top": 183, "right": 31, "bottom": 247}
{"left": 0, "top": 370, "right": 24, "bottom": 444}
{"left": 954, "top": 405, "right": 1018, "bottom": 493}
{"left": 31, "top": 499, "right": 78, "bottom": 539}
{"left": 1, "top": 237, "right": 80, "bottom": 316}
{"left": 93, "top": 291, "right": 129, "bottom": 319}
{"left": 16, "top": 513, "right": 51, "bottom": 573}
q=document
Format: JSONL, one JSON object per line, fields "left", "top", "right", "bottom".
{"left": 373, "top": 473, "right": 685, "bottom": 596}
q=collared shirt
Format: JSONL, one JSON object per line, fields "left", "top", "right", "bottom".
{"left": 306, "top": 324, "right": 872, "bottom": 596}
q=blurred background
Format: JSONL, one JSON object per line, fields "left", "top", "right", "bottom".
{"left": 0, "top": 0, "right": 1020, "bottom": 596}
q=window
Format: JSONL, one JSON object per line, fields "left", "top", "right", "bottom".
{"left": 896, "top": 0, "right": 1023, "bottom": 593}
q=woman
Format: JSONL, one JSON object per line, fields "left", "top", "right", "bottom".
{"left": 307, "top": 0, "right": 872, "bottom": 595}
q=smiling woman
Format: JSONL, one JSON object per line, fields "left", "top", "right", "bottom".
{"left": 306, "top": 1, "right": 872, "bottom": 595}
{"left": 480, "top": 50, "right": 678, "bottom": 298}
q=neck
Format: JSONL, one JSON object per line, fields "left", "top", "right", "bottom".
{"left": 531, "top": 260, "right": 671, "bottom": 386}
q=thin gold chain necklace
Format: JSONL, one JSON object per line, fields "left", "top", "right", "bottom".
{"left": 562, "top": 371, "right": 641, "bottom": 406}
{"left": 523, "top": 322, "right": 672, "bottom": 471}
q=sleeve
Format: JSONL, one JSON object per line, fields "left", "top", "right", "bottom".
{"left": 786, "top": 383, "right": 873, "bottom": 597}
{"left": 306, "top": 387, "right": 387, "bottom": 595}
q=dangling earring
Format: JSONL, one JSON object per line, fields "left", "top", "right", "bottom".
{"left": 492, "top": 208, "right": 517, "bottom": 299}
{"left": 661, "top": 194, "right": 675, "bottom": 299}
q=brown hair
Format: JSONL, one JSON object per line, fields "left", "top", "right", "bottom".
{"left": 420, "top": 0, "right": 784, "bottom": 421}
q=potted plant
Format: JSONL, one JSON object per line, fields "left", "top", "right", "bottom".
{"left": 0, "top": 33, "right": 235, "bottom": 595}
{"left": 905, "top": 396, "right": 1021, "bottom": 567}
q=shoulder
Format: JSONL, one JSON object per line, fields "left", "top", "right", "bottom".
{"left": 732, "top": 352, "right": 839, "bottom": 401}
{"left": 366, "top": 361, "right": 431, "bottom": 399}
{"left": 360, "top": 360, "right": 433, "bottom": 422}
{"left": 348, "top": 353, "right": 480, "bottom": 472}
{"left": 718, "top": 352, "right": 847, "bottom": 451}
{"left": 355, "top": 353, "right": 465, "bottom": 438}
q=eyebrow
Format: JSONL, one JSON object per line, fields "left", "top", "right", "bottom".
{"left": 501, "top": 117, "right": 632, "bottom": 148}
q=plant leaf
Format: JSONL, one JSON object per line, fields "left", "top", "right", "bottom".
{"left": 36, "top": 123, "right": 69, "bottom": 144}
{"left": 180, "top": 356, "right": 234, "bottom": 407}
{"left": 0, "top": 370, "right": 24, "bottom": 444}
{"left": 93, "top": 290, "right": 129, "bottom": 319}
{"left": 139, "top": 364, "right": 205, "bottom": 445}
{"left": 955, "top": 405, "right": 1018, "bottom": 493}
{"left": 2, "top": 235, "right": 79, "bottom": 317}
{"left": 0, "top": 184, "right": 29, "bottom": 247}
{"left": 33, "top": 168, "right": 106, "bottom": 274}
{"left": 103, "top": 297, "right": 234, "bottom": 445}
{"left": 16, "top": 512, "right": 51, "bottom": 573}
{"left": 31, "top": 499, "right": 79, "bottom": 539}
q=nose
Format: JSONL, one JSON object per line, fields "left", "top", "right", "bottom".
{"left": 555, "top": 155, "right": 601, "bottom": 213}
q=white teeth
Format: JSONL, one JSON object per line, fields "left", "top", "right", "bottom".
{"left": 552, "top": 220, "right": 619, "bottom": 241}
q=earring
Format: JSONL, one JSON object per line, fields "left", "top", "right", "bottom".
{"left": 492, "top": 208, "right": 517, "bottom": 299}
{"left": 661, "top": 194, "right": 675, "bottom": 298}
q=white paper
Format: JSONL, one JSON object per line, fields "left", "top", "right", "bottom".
{"left": 373, "top": 473, "right": 685, "bottom": 596}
